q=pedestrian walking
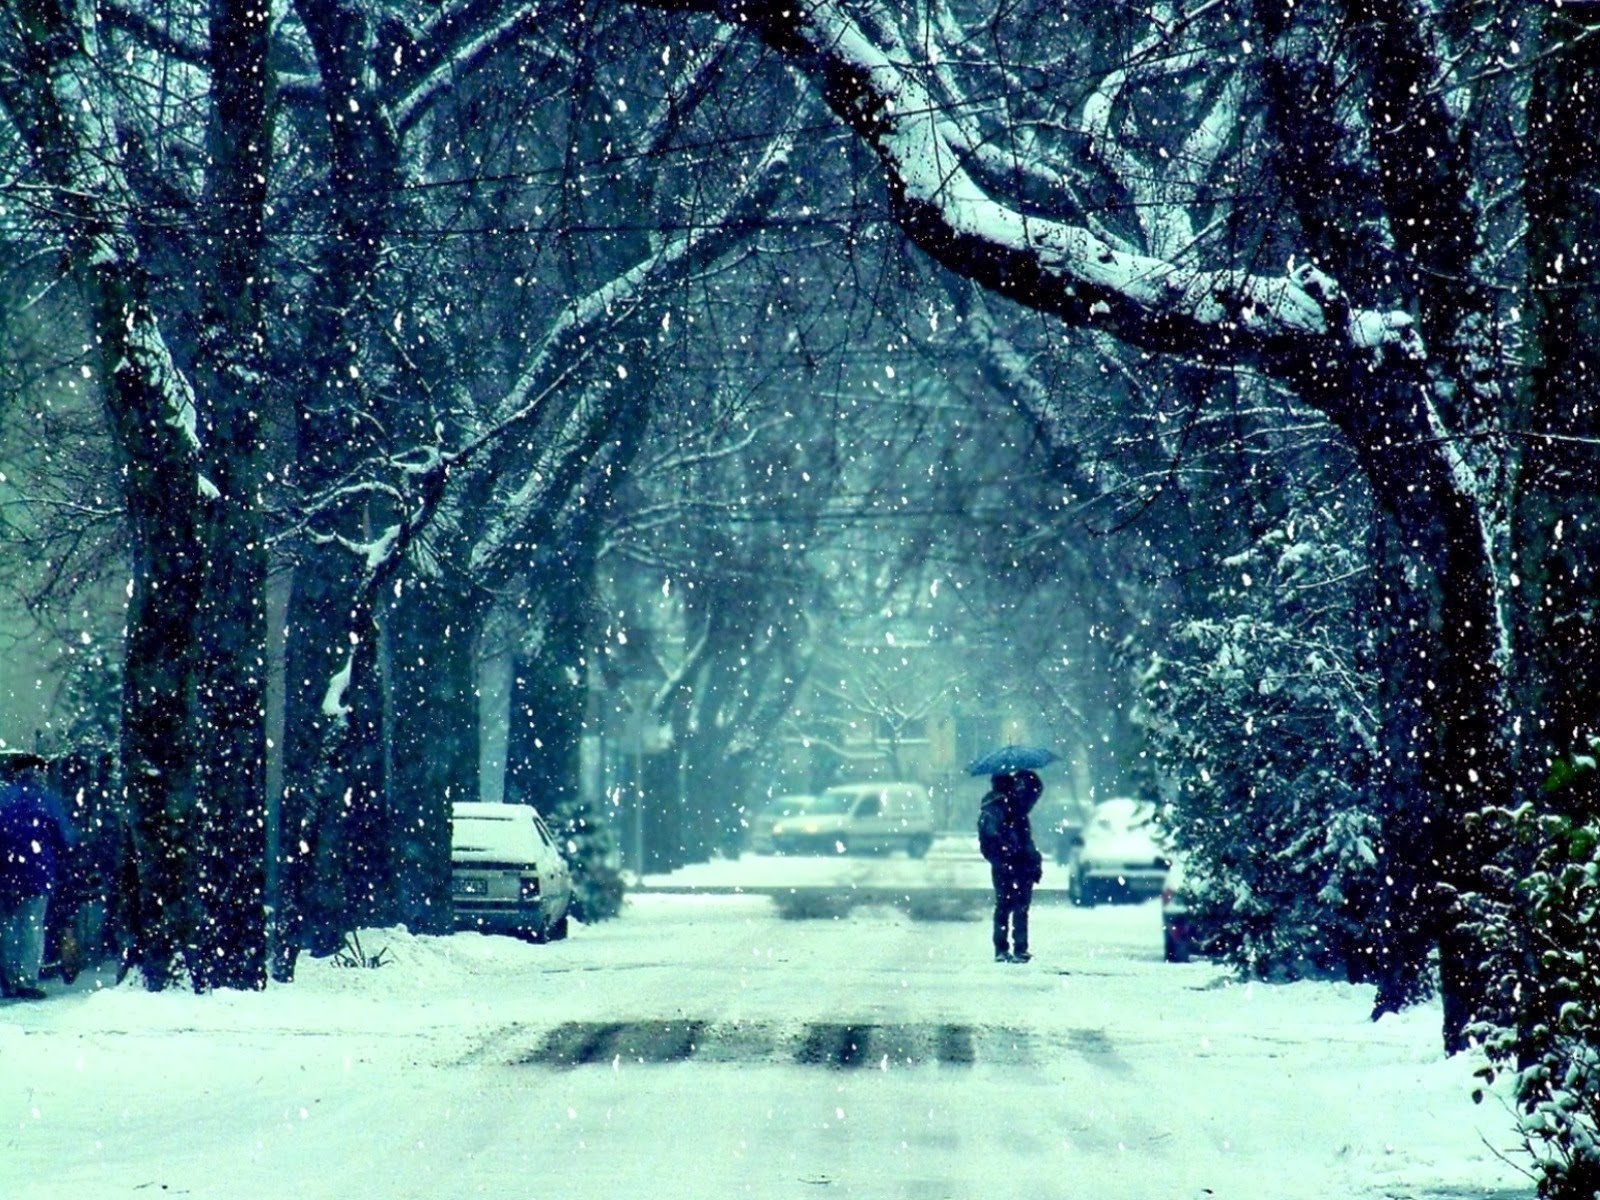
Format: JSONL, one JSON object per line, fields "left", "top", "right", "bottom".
{"left": 0, "top": 753, "right": 76, "bottom": 1001}
{"left": 978, "top": 769, "right": 1044, "bottom": 963}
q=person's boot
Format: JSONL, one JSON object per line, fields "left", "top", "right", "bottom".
{"left": 1009, "top": 950, "right": 1032, "bottom": 964}
{"left": 994, "top": 948, "right": 1012, "bottom": 963}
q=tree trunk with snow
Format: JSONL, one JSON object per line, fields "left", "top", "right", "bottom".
{"left": 274, "top": 0, "right": 406, "bottom": 971}
{"left": 0, "top": 0, "right": 273, "bottom": 989}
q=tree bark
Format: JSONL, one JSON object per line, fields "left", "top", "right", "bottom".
{"left": 385, "top": 576, "right": 484, "bottom": 932}
{"left": 505, "top": 562, "right": 595, "bottom": 817}
{"left": 0, "top": 0, "right": 272, "bottom": 990}
{"left": 188, "top": 0, "right": 273, "bottom": 990}
{"left": 275, "top": 0, "right": 406, "bottom": 974}
{"left": 1513, "top": 7, "right": 1600, "bottom": 801}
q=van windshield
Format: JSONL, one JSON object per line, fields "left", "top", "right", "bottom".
{"left": 814, "top": 791, "right": 874, "bottom": 814}
{"left": 812, "top": 800, "right": 864, "bottom": 819}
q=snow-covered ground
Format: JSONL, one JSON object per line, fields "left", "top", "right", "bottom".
{"left": 2, "top": 888, "right": 1529, "bottom": 1200}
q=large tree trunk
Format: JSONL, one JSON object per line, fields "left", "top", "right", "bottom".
{"left": 505, "top": 564, "right": 595, "bottom": 816}
{"left": 385, "top": 576, "right": 484, "bottom": 932}
{"left": 274, "top": 0, "right": 406, "bottom": 974}
{"left": 1514, "top": 8, "right": 1600, "bottom": 798}
{"left": 1364, "top": 516, "right": 1436, "bottom": 1013}
{"left": 1293, "top": 362, "right": 1509, "bottom": 1052}
{"left": 277, "top": 537, "right": 395, "bottom": 969}
{"left": 1255, "top": 2, "right": 1509, "bottom": 1046}
{"left": 118, "top": 454, "right": 206, "bottom": 988}
{"left": 0, "top": 0, "right": 272, "bottom": 990}
{"left": 188, "top": 0, "right": 272, "bottom": 990}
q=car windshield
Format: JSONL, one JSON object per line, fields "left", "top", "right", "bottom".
{"left": 811, "top": 791, "right": 866, "bottom": 815}
{"left": 1090, "top": 798, "right": 1154, "bottom": 835}
{"left": 532, "top": 813, "right": 558, "bottom": 847}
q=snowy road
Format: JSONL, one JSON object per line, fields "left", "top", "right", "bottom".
{"left": 2, "top": 895, "right": 1526, "bottom": 1200}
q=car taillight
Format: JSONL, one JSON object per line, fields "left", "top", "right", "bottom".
{"left": 520, "top": 876, "right": 541, "bottom": 901}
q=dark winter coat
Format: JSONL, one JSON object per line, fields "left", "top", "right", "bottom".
{"left": 0, "top": 779, "right": 75, "bottom": 904}
{"left": 977, "top": 791, "right": 1042, "bottom": 885}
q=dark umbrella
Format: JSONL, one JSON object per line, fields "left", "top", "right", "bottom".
{"left": 967, "top": 744, "right": 1059, "bottom": 776}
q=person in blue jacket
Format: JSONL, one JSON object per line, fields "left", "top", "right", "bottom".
{"left": 0, "top": 753, "right": 75, "bottom": 1000}
{"left": 978, "top": 770, "right": 1044, "bottom": 963}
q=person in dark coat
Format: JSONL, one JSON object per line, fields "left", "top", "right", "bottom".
{"left": 0, "top": 753, "right": 75, "bottom": 1000}
{"left": 977, "top": 769, "right": 1044, "bottom": 963}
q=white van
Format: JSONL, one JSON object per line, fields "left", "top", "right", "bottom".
{"left": 450, "top": 801, "right": 573, "bottom": 941}
{"left": 769, "top": 782, "right": 935, "bottom": 858}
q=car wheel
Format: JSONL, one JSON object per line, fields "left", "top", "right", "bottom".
{"left": 1077, "top": 875, "right": 1097, "bottom": 908}
{"left": 546, "top": 915, "right": 570, "bottom": 942}
{"left": 907, "top": 835, "right": 932, "bottom": 859}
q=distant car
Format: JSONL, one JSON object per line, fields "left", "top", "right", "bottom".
{"left": 451, "top": 801, "right": 572, "bottom": 941}
{"left": 747, "top": 794, "right": 819, "bottom": 854}
{"left": 1161, "top": 856, "right": 1218, "bottom": 962}
{"left": 770, "top": 782, "right": 935, "bottom": 858}
{"left": 1069, "top": 797, "right": 1170, "bottom": 906}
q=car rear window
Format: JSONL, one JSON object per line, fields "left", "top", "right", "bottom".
{"left": 452, "top": 812, "right": 542, "bottom": 860}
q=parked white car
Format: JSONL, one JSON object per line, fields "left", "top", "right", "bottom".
{"left": 1068, "top": 797, "right": 1171, "bottom": 906}
{"left": 450, "top": 801, "right": 572, "bottom": 941}
{"left": 770, "top": 782, "right": 935, "bottom": 858}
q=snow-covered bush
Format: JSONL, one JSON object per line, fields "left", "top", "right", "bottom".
{"left": 1467, "top": 759, "right": 1600, "bottom": 1200}
{"left": 1139, "top": 508, "right": 1384, "bottom": 980}
{"left": 549, "top": 791, "right": 626, "bottom": 923}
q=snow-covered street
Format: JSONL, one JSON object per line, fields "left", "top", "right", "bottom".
{"left": 2, "top": 892, "right": 1526, "bottom": 1200}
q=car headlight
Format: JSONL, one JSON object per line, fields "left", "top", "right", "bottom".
{"left": 802, "top": 821, "right": 820, "bottom": 834}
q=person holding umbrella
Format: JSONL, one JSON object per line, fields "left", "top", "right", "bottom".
{"left": 972, "top": 746, "right": 1054, "bottom": 964}
{"left": 0, "top": 752, "right": 75, "bottom": 1001}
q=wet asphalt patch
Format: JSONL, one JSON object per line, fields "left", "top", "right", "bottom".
{"left": 523, "top": 1020, "right": 707, "bottom": 1066}
{"left": 505, "top": 1021, "right": 1053, "bottom": 1069}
